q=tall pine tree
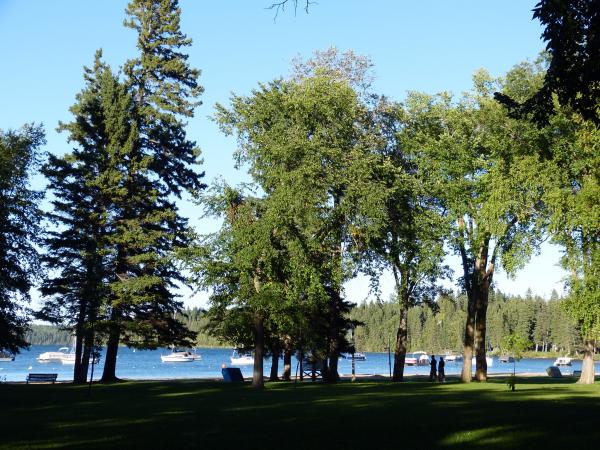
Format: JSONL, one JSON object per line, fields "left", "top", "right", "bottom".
{"left": 100, "top": 0, "right": 205, "bottom": 382}
{"left": 0, "top": 125, "right": 45, "bottom": 354}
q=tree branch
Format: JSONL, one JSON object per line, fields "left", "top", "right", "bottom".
{"left": 267, "top": 0, "right": 314, "bottom": 20}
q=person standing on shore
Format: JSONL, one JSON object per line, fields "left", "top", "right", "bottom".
{"left": 438, "top": 357, "right": 445, "bottom": 382}
{"left": 430, "top": 355, "right": 437, "bottom": 381}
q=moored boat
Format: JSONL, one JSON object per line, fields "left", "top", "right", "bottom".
{"left": 414, "top": 351, "right": 430, "bottom": 366}
{"left": 499, "top": 355, "right": 515, "bottom": 363}
{"left": 161, "top": 350, "right": 200, "bottom": 363}
{"left": 37, "top": 347, "right": 73, "bottom": 363}
{"left": 0, "top": 351, "right": 15, "bottom": 362}
{"left": 405, "top": 351, "right": 430, "bottom": 366}
{"left": 444, "top": 352, "right": 463, "bottom": 362}
{"left": 471, "top": 356, "right": 494, "bottom": 367}
{"left": 230, "top": 350, "right": 254, "bottom": 365}
{"left": 341, "top": 352, "right": 366, "bottom": 361}
{"left": 554, "top": 356, "right": 572, "bottom": 366}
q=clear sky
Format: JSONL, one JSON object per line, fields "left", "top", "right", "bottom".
{"left": 0, "top": 0, "right": 567, "bottom": 307}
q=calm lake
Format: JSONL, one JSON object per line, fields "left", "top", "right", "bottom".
{"left": 1, "top": 345, "right": 597, "bottom": 382}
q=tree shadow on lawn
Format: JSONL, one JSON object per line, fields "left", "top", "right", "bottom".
{"left": 1, "top": 378, "right": 599, "bottom": 449}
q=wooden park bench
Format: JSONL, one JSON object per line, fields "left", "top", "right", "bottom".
{"left": 26, "top": 373, "right": 58, "bottom": 384}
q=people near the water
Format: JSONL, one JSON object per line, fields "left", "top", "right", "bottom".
{"left": 438, "top": 357, "right": 445, "bottom": 382}
{"left": 429, "top": 355, "right": 437, "bottom": 381}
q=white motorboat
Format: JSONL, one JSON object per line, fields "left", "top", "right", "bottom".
{"left": 341, "top": 352, "right": 366, "bottom": 361}
{"left": 0, "top": 351, "right": 15, "bottom": 362}
{"left": 414, "top": 351, "right": 430, "bottom": 366}
{"left": 471, "top": 356, "right": 494, "bottom": 367}
{"left": 37, "top": 347, "right": 73, "bottom": 363}
{"left": 161, "top": 350, "right": 200, "bottom": 363}
{"left": 554, "top": 356, "right": 572, "bottom": 366}
{"left": 445, "top": 353, "right": 463, "bottom": 362}
{"left": 499, "top": 355, "right": 515, "bottom": 363}
{"left": 230, "top": 350, "right": 254, "bottom": 365}
{"left": 405, "top": 351, "right": 429, "bottom": 366}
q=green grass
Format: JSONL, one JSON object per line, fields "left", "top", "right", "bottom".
{"left": 1, "top": 377, "right": 599, "bottom": 449}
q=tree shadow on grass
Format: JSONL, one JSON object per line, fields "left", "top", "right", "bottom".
{"left": 1, "top": 378, "right": 599, "bottom": 449}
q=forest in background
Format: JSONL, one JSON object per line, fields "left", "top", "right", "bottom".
{"left": 29, "top": 289, "right": 578, "bottom": 356}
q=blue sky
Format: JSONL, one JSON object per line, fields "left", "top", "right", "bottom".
{"left": 0, "top": 0, "right": 566, "bottom": 306}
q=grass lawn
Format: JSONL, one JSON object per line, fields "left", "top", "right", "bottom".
{"left": 1, "top": 377, "right": 599, "bottom": 449}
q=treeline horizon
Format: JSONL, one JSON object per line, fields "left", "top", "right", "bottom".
{"left": 28, "top": 289, "right": 579, "bottom": 357}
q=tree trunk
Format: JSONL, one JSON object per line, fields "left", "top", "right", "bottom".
{"left": 326, "top": 335, "right": 340, "bottom": 383}
{"left": 269, "top": 347, "right": 280, "bottom": 381}
{"left": 282, "top": 348, "right": 292, "bottom": 381}
{"left": 80, "top": 336, "right": 92, "bottom": 383}
{"left": 474, "top": 281, "right": 489, "bottom": 381}
{"left": 461, "top": 292, "right": 475, "bottom": 382}
{"left": 392, "top": 298, "right": 409, "bottom": 382}
{"left": 101, "top": 308, "right": 121, "bottom": 383}
{"left": 578, "top": 340, "right": 595, "bottom": 384}
{"left": 325, "top": 290, "right": 341, "bottom": 383}
{"left": 252, "top": 313, "right": 265, "bottom": 389}
{"left": 73, "top": 333, "right": 85, "bottom": 384}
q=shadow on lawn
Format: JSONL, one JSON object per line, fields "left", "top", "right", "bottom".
{"left": 1, "top": 378, "right": 599, "bottom": 449}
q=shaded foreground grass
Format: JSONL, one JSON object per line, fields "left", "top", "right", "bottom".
{"left": 1, "top": 377, "right": 599, "bottom": 449}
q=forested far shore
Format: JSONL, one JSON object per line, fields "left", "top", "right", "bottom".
{"left": 28, "top": 289, "right": 580, "bottom": 357}
{"left": 350, "top": 290, "right": 579, "bottom": 354}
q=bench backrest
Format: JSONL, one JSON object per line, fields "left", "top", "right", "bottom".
{"left": 222, "top": 368, "right": 244, "bottom": 383}
{"left": 27, "top": 373, "right": 58, "bottom": 380}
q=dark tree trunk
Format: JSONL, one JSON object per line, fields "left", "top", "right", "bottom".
{"left": 460, "top": 235, "right": 492, "bottom": 383}
{"left": 460, "top": 291, "right": 476, "bottom": 383}
{"left": 73, "top": 333, "right": 85, "bottom": 384}
{"left": 474, "top": 280, "right": 490, "bottom": 381}
{"left": 73, "top": 293, "right": 88, "bottom": 384}
{"left": 325, "top": 290, "right": 341, "bottom": 383}
{"left": 579, "top": 340, "right": 595, "bottom": 384}
{"left": 252, "top": 313, "right": 265, "bottom": 389}
{"left": 101, "top": 307, "right": 121, "bottom": 383}
{"left": 269, "top": 347, "right": 280, "bottom": 381}
{"left": 282, "top": 347, "right": 292, "bottom": 381}
{"left": 80, "top": 336, "right": 92, "bottom": 383}
{"left": 392, "top": 296, "right": 409, "bottom": 382}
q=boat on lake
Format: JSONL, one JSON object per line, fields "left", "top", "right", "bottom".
{"left": 0, "top": 351, "right": 15, "bottom": 362}
{"left": 405, "top": 351, "right": 430, "bottom": 366}
{"left": 37, "top": 347, "right": 73, "bottom": 363}
{"left": 471, "top": 356, "right": 494, "bottom": 367}
{"left": 444, "top": 352, "right": 463, "bottom": 362}
{"left": 554, "top": 356, "right": 572, "bottom": 366}
{"left": 341, "top": 352, "right": 366, "bottom": 361}
{"left": 161, "top": 350, "right": 200, "bottom": 363}
{"left": 499, "top": 355, "right": 515, "bottom": 363}
{"left": 230, "top": 350, "right": 254, "bottom": 365}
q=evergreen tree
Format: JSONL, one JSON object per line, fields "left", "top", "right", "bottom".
{"left": 0, "top": 125, "right": 45, "bottom": 354}
{"left": 100, "top": 0, "right": 206, "bottom": 382}
{"left": 40, "top": 53, "right": 130, "bottom": 383}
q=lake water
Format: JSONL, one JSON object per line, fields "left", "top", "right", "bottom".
{"left": 1, "top": 345, "right": 597, "bottom": 382}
